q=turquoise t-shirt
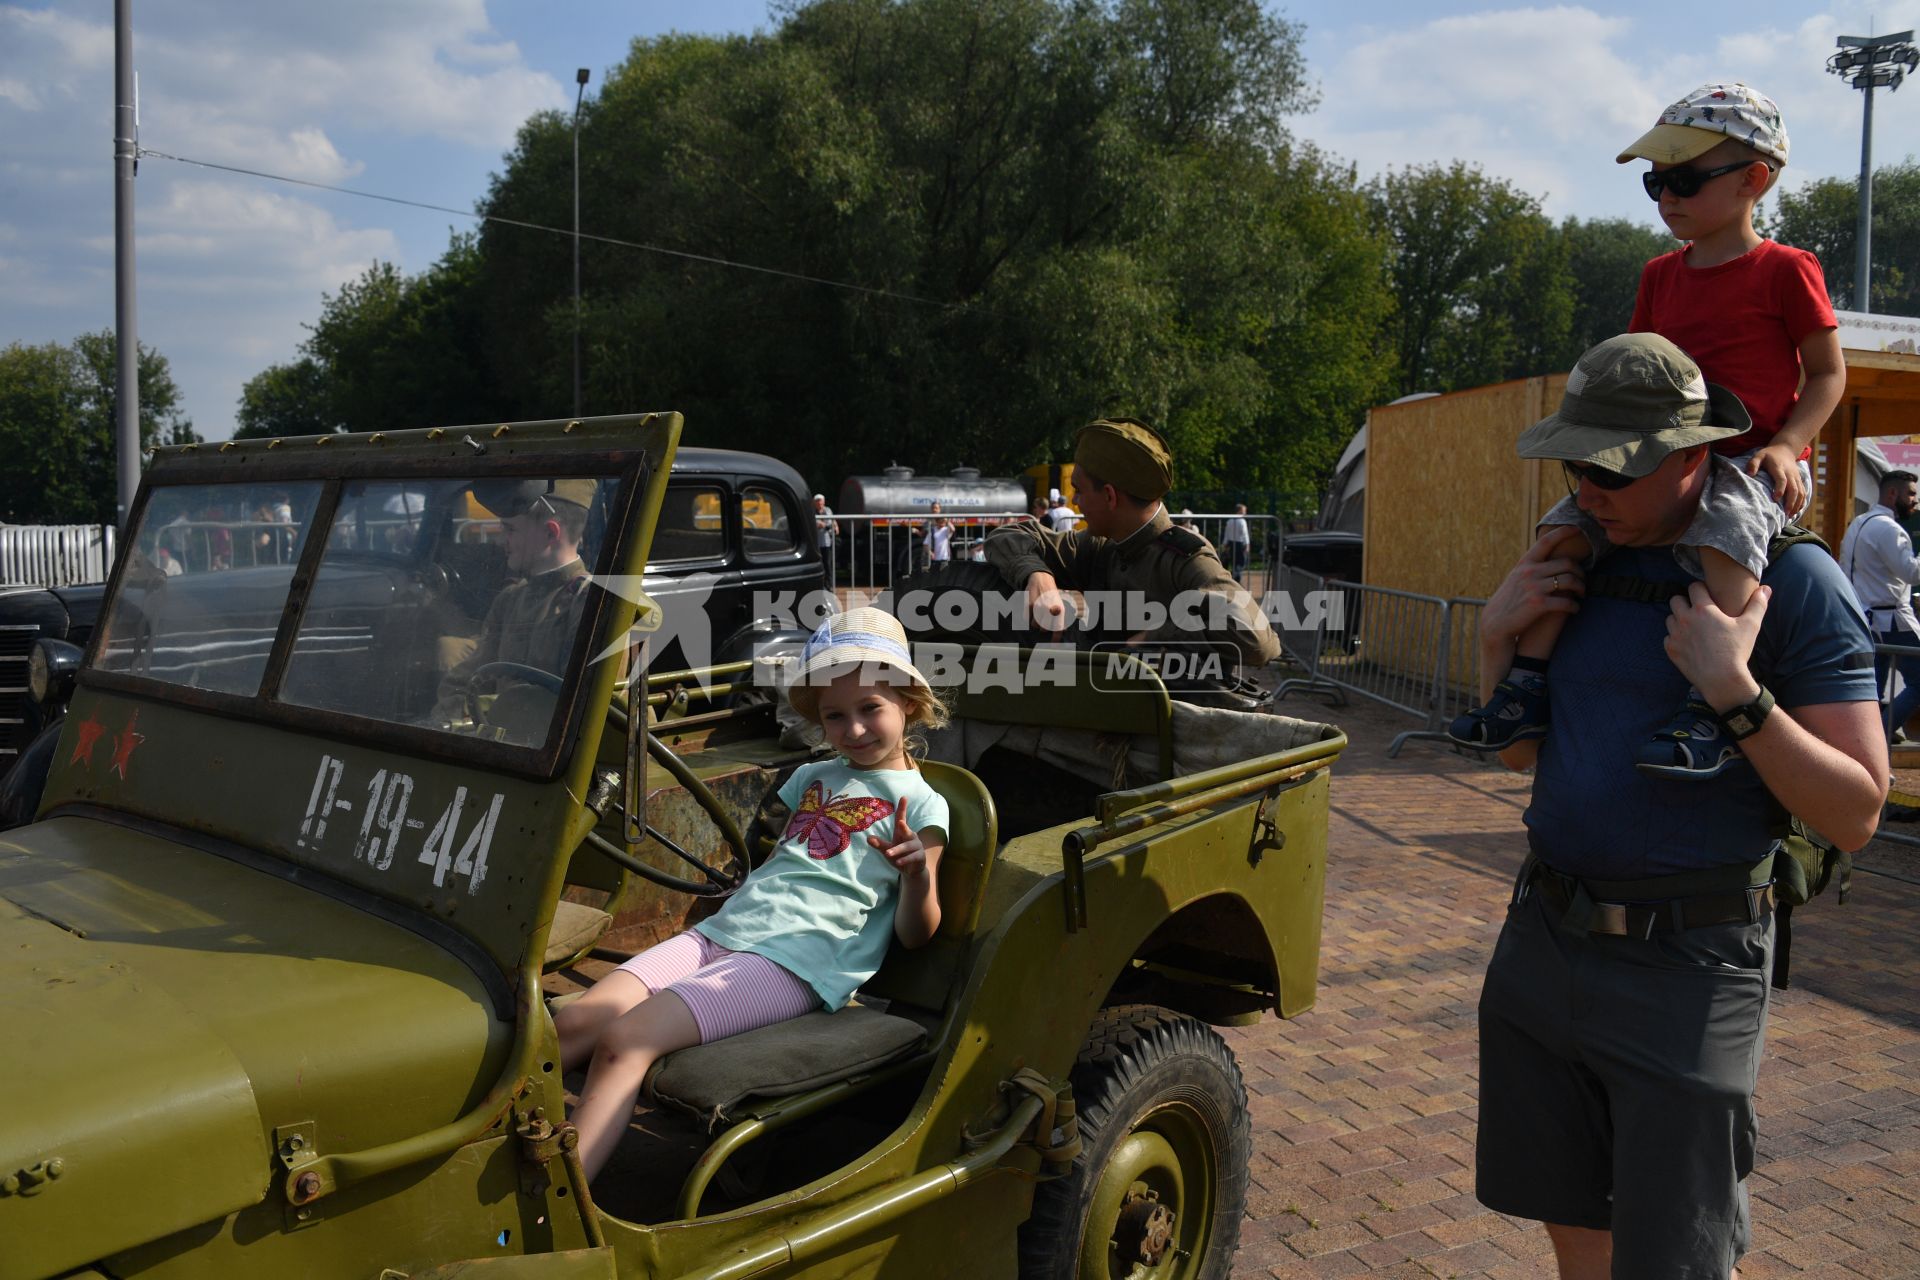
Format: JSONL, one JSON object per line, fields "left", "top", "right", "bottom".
{"left": 695, "top": 759, "right": 951, "bottom": 1010}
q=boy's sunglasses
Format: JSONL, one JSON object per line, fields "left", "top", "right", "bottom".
{"left": 1562, "top": 460, "right": 1639, "bottom": 491}
{"left": 1641, "top": 160, "right": 1756, "bottom": 201}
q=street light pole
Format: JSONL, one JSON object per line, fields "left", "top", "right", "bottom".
{"left": 113, "top": 0, "right": 140, "bottom": 530}
{"left": 1829, "top": 31, "right": 1918, "bottom": 313}
{"left": 573, "top": 67, "right": 589, "bottom": 419}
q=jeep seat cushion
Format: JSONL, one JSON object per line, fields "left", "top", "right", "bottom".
{"left": 645, "top": 1005, "right": 927, "bottom": 1129}
{"left": 545, "top": 901, "right": 612, "bottom": 970}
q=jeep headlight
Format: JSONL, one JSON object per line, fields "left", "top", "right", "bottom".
{"left": 28, "top": 638, "right": 84, "bottom": 709}
{"left": 28, "top": 644, "right": 50, "bottom": 704}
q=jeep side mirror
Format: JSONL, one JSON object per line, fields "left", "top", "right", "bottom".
{"left": 29, "top": 638, "right": 84, "bottom": 710}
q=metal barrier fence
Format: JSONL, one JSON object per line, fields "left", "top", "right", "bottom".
{"left": 1272, "top": 571, "right": 1464, "bottom": 752}
{"left": 821, "top": 512, "right": 1025, "bottom": 589}
{"left": 820, "top": 510, "right": 1282, "bottom": 595}
{"left": 1389, "top": 596, "right": 1486, "bottom": 757}
{"left": 0, "top": 524, "right": 117, "bottom": 587}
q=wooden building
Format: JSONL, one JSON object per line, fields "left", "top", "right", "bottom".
{"left": 1365, "top": 350, "right": 1920, "bottom": 603}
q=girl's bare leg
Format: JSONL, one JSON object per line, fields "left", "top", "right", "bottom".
{"left": 553, "top": 970, "right": 652, "bottom": 1074}
{"left": 572, "top": 991, "right": 703, "bottom": 1181}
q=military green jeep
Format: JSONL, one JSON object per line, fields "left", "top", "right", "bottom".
{"left": 0, "top": 414, "right": 1344, "bottom": 1280}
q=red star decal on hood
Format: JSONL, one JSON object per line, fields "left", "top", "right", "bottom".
{"left": 69, "top": 714, "right": 106, "bottom": 768}
{"left": 110, "top": 710, "right": 145, "bottom": 780}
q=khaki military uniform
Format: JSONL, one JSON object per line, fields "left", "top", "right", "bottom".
{"left": 433, "top": 558, "right": 592, "bottom": 723}
{"left": 985, "top": 507, "right": 1279, "bottom": 667}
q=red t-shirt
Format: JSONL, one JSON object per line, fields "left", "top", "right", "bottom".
{"left": 1629, "top": 239, "right": 1837, "bottom": 457}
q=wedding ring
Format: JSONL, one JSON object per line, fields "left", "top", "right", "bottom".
{"left": 1550, "top": 574, "right": 1562, "bottom": 591}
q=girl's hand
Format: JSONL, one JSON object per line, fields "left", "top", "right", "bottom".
{"left": 870, "top": 798, "right": 930, "bottom": 875}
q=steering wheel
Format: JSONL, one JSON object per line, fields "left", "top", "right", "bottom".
{"left": 471, "top": 660, "right": 564, "bottom": 693}
{"left": 581, "top": 702, "right": 751, "bottom": 899}
{"left": 459, "top": 660, "right": 566, "bottom": 732}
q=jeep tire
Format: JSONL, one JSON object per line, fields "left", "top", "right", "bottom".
{"left": 1018, "top": 1005, "right": 1251, "bottom": 1280}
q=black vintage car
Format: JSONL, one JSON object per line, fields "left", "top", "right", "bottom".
{"left": 0, "top": 446, "right": 825, "bottom": 809}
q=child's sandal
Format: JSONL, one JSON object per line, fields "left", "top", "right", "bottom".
{"left": 1447, "top": 678, "right": 1550, "bottom": 750}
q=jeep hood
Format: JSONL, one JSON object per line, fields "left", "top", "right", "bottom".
{"left": 0, "top": 815, "right": 512, "bottom": 1280}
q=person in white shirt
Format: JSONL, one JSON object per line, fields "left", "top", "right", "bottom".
{"left": 927, "top": 501, "right": 953, "bottom": 564}
{"left": 813, "top": 493, "right": 839, "bottom": 589}
{"left": 1840, "top": 469, "right": 1920, "bottom": 743}
{"left": 1045, "top": 488, "right": 1076, "bottom": 533}
{"left": 1221, "top": 502, "right": 1251, "bottom": 583}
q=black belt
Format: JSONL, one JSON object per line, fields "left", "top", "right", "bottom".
{"left": 1526, "top": 861, "right": 1775, "bottom": 940}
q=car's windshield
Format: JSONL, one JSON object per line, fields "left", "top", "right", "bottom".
{"left": 94, "top": 482, "right": 326, "bottom": 694}
{"left": 94, "top": 473, "right": 620, "bottom": 750}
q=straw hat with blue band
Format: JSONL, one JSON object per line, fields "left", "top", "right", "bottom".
{"left": 791, "top": 607, "right": 930, "bottom": 690}
{"left": 1517, "top": 333, "right": 1750, "bottom": 479}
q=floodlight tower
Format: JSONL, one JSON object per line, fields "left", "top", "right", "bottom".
{"left": 1828, "top": 30, "right": 1919, "bottom": 313}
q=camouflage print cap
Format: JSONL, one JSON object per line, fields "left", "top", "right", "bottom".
{"left": 1616, "top": 82, "right": 1789, "bottom": 166}
{"left": 1074, "top": 417, "right": 1173, "bottom": 501}
{"left": 1517, "top": 334, "right": 1750, "bottom": 479}
{"left": 471, "top": 477, "right": 598, "bottom": 519}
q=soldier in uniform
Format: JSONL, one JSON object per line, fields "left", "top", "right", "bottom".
{"left": 432, "top": 477, "right": 598, "bottom": 737}
{"left": 984, "top": 418, "right": 1279, "bottom": 668}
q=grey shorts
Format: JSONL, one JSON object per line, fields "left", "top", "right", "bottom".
{"left": 1475, "top": 869, "right": 1774, "bottom": 1273}
{"left": 1541, "top": 452, "right": 1793, "bottom": 581}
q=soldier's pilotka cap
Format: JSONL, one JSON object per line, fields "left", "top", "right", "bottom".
{"left": 1517, "top": 334, "right": 1750, "bottom": 479}
{"left": 471, "top": 477, "right": 598, "bottom": 519}
{"left": 1075, "top": 417, "right": 1172, "bottom": 501}
{"left": 1617, "top": 82, "right": 1789, "bottom": 166}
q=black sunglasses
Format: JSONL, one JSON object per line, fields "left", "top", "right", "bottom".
{"left": 1562, "top": 460, "right": 1638, "bottom": 491}
{"left": 1641, "top": 160, "right": 1760, "bottom": 201}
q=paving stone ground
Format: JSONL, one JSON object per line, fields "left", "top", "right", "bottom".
{"left": 1224, "top": 695, "right": 1920, "bottom": 1279}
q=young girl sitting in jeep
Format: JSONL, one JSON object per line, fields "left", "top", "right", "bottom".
{"left": 554, "top": 607, "right": 950, "bottom": 1181}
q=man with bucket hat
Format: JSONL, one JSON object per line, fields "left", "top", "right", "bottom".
{"left": 432, "top": 477, "right": 599, "bottom": 733}
{"left": 984, "top": 417, "right": 1278, "bottom": 668}
{"left": 1470, "top": 334, "right": 1884, "bottom": 1276}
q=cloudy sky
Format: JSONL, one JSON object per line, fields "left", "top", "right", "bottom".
{"left": 2, "top": 0, "right": 1916, "bottom": 439}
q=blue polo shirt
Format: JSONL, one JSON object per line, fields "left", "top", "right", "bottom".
{"left": 1525, "top": 541, "right": 1876, "bottom": 879}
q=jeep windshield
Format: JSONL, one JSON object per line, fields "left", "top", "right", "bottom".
{"left": 90, "top": 470, "right": 626, "bottom": 765}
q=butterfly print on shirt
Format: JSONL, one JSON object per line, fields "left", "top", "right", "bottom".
{"left": 783, "top": 781, "right": 894, "bottom": 860}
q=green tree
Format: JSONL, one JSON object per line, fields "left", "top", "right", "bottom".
{"left": 236, "top": 358, "right": 337, "bottom": 438}
{"left": 234, "top": 234, "right": 499, "bottom": 437}
{"left": 1774, "top": 161, "right": 1920, "bottom": 313}
{"left": 1557, "top": 216, "right": 1675, "bottom": 362}
{"left": 0, "top": 331, "right": 195, "bottom": 524}
{"left": 241, "top": 0, "right": 1390, "bottom": 500}
{"left": 469, "top": 0, "right": 1379, "bottom": 490}
{"left": 1369, "top": 162, "right": 1573, "bottom": 395}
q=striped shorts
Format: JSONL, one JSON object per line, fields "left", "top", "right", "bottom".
{"left": 615, "top": 930, "right": 820, "bottom": 1043}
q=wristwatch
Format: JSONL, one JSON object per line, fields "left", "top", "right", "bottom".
{"left": 1717, "top": 686, "right": 1775, "bottom": 741}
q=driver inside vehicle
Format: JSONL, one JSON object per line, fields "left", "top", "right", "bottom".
{"left": 430, "top": 477, "right": 597, "bottom": 737}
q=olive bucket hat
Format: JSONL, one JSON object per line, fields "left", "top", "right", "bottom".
{"left": 1516, "top": 334, "right": 1750, "bottom": 478}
